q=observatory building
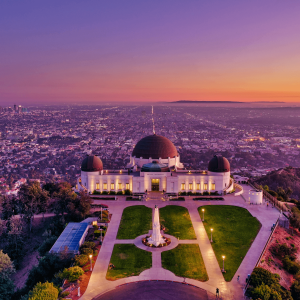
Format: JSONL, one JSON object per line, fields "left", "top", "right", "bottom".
{"left": 76, "top": 134, "right": 233, "bottom": 195}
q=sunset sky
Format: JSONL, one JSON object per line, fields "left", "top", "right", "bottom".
{"left": 1, "top": 1, "right": 300, "bottom": 104}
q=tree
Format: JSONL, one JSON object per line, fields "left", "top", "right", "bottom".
{"left": 28, "top": 282, "right": 59, "bottom": 300}
{"left": 0, "top": 250, "right": 15, "bottom": 278}
{"left": 18, "top": 181, "right": 48, "bottom": 232}
{"left": 0, "top": 219, "right": 7, "bottom": 237}
{"left": 291, "top": 280, "right": 300, "bottom": 300}
{"left": 252, "top": 283, "right": 271, "bottom": 300}
{"left": 52, "top": 182, "right": 77, "bottom": 218}
{"left": 58, "top": 266, "right": 84, "bottom": 282}
{"left": 4, "top": 216, "right": 24, "bottom": 267}
{"left": 0, "top": 276, "right": 15, "bottom": 300}
{"left": 0, "top": 195, "right": 20, "bottom": 220}
{"left": 68, "top": 191, "right": 93, "bottom": 221}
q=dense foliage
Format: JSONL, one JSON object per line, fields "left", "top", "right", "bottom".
{"left": 28, "top": 282, "right": 59, "bottom": 300}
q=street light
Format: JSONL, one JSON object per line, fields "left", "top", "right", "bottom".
{"left": 210, "top": 228, "right": 213, "bottom": 243}
{"left": 222, "top": 255, "right": 225, "bottom": 272}
{"left": 202, "top": 208, "right": 205, "bottom": 221}
{"left": 89, "top": 254, "right": 93, "bottom": 272}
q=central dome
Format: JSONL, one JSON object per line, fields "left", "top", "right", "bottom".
{"left": 132, "top": 134, "right": 178, "bottom": 159}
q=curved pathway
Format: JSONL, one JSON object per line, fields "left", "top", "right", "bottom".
{"left": 80, "top": 184, "right": 279, "bottom": 300}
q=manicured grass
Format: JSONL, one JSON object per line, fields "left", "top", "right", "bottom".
{"left": 106, "top": 244, "right": 152, "bottom": 280}
{"left": 159, "top": 205, "right": 196, "bottom": 239}
{"left": 199, "top": 205, "right": 261, "bottom": 281}
{"left": 161, "top": 244, "right": 208, "bottom": 281}
{"left": 117, "top": 205, "right": 152, "bottom": 239}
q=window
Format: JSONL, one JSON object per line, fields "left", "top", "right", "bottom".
{"left": 111, "top": 183, "right": 115, "bottom": 190}
{"left": 211, "top": 183, "right": 215, "bottom": 190}
{"left": 126, "top": 183, "right": 129, "bottom": 190}
{"left": 181, "top": 183, "right": 185, "bottom": 190}
{"left": 196, "top": 183, "right": 200, "bottom": 190}
{"left": 118, "top": 183, "right": 122, "bottom": 190}
{"left": 189, "top": 183, "right": 193, "bottom": 190}
{"left": 204, "top": 183, "right": 208, "bottom": 190}
{"left": 96, "top": 183, "right": 100, "bottom": 190}
{"left": 103, "top": 183, "right": 107, "bottom": 190}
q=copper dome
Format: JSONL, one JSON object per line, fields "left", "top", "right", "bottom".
{"left": 81, "top": 155, "right": 103, "bottom": 172}
{"left": 208, "top": 155, "right": 230, "bottom": 172}
{"left": 132, "top": 134, "right": 178, "bottom": 159}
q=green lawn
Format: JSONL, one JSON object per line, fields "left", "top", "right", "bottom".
{"left": 117, "top": 205, "right": 152, "bottom": 239}
{"left": 199, "top": 205, "right": 261, "bottom": 281}
{"left": 106, "top": 244, "right": 152, "bottom": 280}
{"left": 161, "top": 244, "right": 208, "bottom": 281}
{"left": 159, "top": 205, "right": 196, "bottom": 239}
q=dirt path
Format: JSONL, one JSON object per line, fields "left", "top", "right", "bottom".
{"left": 11, "top": 250, "right": 39, "bottom": 289}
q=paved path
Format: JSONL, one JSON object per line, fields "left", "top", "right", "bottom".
{"left": 80, "top": 185, "right": 279, "bottom": 300}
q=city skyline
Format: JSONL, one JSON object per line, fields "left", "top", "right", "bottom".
{"left": 1, "top": 1, "right": 300, "bottom": 104}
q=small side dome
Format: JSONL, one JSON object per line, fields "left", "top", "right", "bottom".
{"left": 81, "top": 155, "right": 103, "bottom": 172}
{"left": 208, "top": 155, "right": 230, "bottom": 172}
{"left": 141, "top": 161, "right": 170, "bottom": 172}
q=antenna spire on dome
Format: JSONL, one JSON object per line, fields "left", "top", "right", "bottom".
{"left": 152, "top": 105, "right": 155, "bottom": 134}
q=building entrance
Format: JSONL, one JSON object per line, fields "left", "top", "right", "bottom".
{"left": 151, "top": 179, "right": 160, "bottom": 191}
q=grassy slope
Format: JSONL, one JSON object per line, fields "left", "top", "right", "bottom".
{"left": 106, "top": 244, "right": 152, "bottom": 280}
{"left": 117, "top": 205, "right": 152, "bottom": 239}
{"left": 160, "top": 205, "right": 196, "bottom": 239}
{"left": 162, "top": 244, "right": 208, "bottom": 281}
{"left": 199, "top": 205, "right": 261, "bottom": 281}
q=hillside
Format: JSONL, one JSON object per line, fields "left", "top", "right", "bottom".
{"left": 254, "top": 167, "right": 300, "bottom": 200}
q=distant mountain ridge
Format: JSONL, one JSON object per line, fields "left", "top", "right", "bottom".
{"left": 254, "top": 167, "right": 300, "bottom": 199}
{"left": 169, "top": 100, "right": 285, "bottom": 104}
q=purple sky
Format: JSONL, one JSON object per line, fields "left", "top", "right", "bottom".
{"left": 1, "top": 1, "right": 300, "bottom": 104}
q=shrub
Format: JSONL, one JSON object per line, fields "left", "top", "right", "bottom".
{"left": 102, "top": 191, "right": 108, "bottom": 195}
{"left": 93, "top": 224, "right": 98, "bottom": 230}
{"left": 28, "top": 282, "right": 58, "bottom": 300}
{"left": 80, "top": 241, "right": 96, "bottom": 251}
{"left": 250, "top": 267, "right": 279, "bottom": 288}
{"left": 74, "top": 254, "right": 88, "bottom": 267}
{"left": 80, "top": 248, "right": 93, "bottom": 255}
{"left": 92, "top": 190, "right": 101, "bottom": 195}
{"left": 268, "top": 190, "right": 278, "bottom": 197}
{"left": 58, "top": 266, "right": 84, "bottom": 282}
{"left": 25, "top": 253, "right": 72, "bottom": 292}
{"left": 94, "top": 230, "right": 101, "bottom": 238}
{"left": 282, "top": 255, "right": 300, "bottom": 274}
{"left": 251, "top": 283, "right": 271, "bottom": 300}
{"left": 203, "top": 191, "right": 210, "bottom": 196}
{"left": 291, "top": 280, "right": 300, "bottom": 300}
{"left": 180, "top": 191, "right": 186, "bottom": 196}
{"left": 270, "top": 243, "right": 297, "bottom": 259}
{"left": 109, "top": 191, "right": 116, "bottom": 195}
{"left": 117, "top": 191, "right": 123, "bottom": 195}
{"left": 38, "top": 236, "right": 57, "bottom": 257}
{"left": 124, "top": 189, "right": 131, "bottom": 195}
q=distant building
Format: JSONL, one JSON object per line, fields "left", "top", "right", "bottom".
{"left": 76, "top": 134, "right": 233, "bottom": 195}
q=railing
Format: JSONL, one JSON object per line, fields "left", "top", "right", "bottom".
{"left": 249, "top": 181, "right": 289, "bottom": 212}
{"left": 234, "top": 183, "right": 243, "bottom": 196}
{"left": 244, "top": 219, "right": 279, "bottom": 296}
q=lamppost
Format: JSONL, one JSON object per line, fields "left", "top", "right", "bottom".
{"left": 89, "top": 254, "right": 93, "bottom": 272}
{"left": 202, "top": 208, "right": 205, "bottom": 221}
{"left": 222, "top": 255, "right": 225, "bottom": 272}
{"left": 210, "top": 228, "right": 213, "bottom": 243}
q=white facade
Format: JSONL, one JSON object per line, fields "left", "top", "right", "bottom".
{"left": 78, "top": 169, "right": 233, "bottom": 195}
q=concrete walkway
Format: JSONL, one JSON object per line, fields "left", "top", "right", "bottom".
{"left": 80, "top": 185, "right": 279, "bottom": 300}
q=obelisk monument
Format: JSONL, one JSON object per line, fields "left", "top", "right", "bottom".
{"left": 148, "top": 205, "right": 165, "bottom": 246}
